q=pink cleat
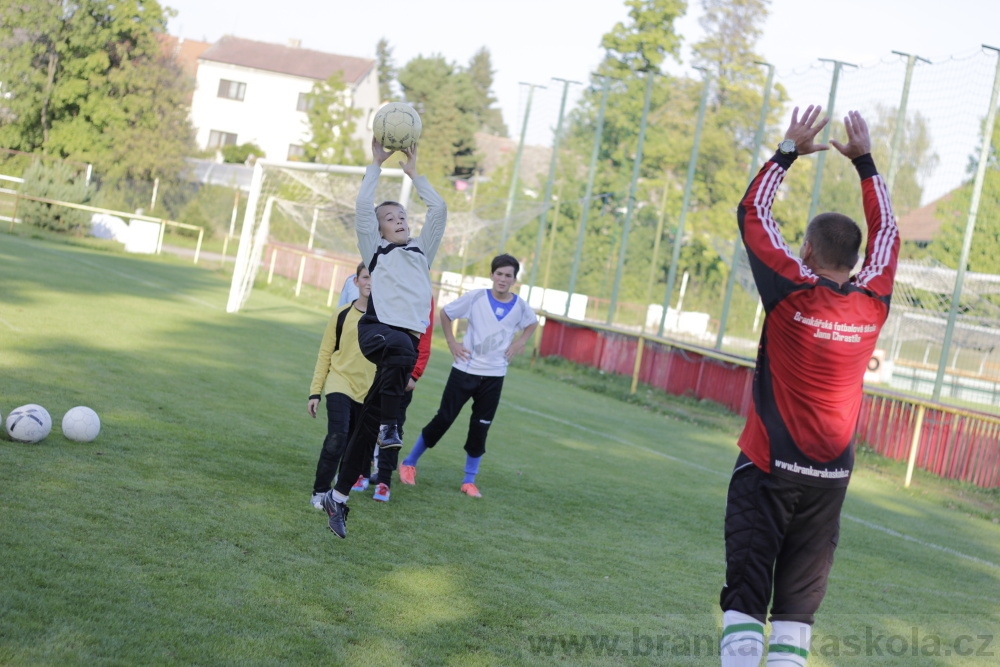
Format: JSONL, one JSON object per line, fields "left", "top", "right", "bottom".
{"left": 399, "top": 464, "right": 417, "bottom": 485}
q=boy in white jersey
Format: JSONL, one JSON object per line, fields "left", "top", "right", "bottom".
{"left": 398, "top": 254, "right": 537, "bottom": 497}
{"left": 320, "top": 139, "right": 447, "bottom": 538}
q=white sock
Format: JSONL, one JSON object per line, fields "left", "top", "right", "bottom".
{"left": 766, "top": 621, "right": 810, "bottom": 666}
{"left": 330, "top": 489, "right": 349, "bottom": 504}
{"left": 721, "top": 610, "right": 765, "bottom": 667}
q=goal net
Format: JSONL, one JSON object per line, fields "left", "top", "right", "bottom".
{"left": 883, "top": 258, "right": 1000, "bottom": 362}
{"left": 225, "top": 160, "right": 549, "bottom": 313}
{"left": 226, "top": 161, "right": 410, "bottom": 313}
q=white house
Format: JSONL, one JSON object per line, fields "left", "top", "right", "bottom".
{"left": 190, "top": 36, "right": 379, "bottom": 162}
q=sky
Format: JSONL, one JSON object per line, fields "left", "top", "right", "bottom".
{"left": 165, "top": 0, "right": 1000, "bottom": 201}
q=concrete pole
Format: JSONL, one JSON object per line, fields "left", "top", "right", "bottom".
{"left": 885, "top": 52, "right": 931, "bottom": 194}
{"left": 716, "top": 62, "right": 774, "bottom": 349}
{"left": 608, "top": 70, "right": 656, "bottom": 325}
{"left": 527, "top": 78, "right": 580, "bottom": 305}
{"left": 565, "top": 77, "right": 610, "bottom": 317}
{"left": 659, "top": 70, "right": 712, "bottom": 336}
{"left": 932, "top": 45, "right": 1000, "bottom": 400}
{"left": 500, "top": 83, "right": 544, "bottom": 251}
{"left": 807, "top": 59, "right": 857, "bottom": 223}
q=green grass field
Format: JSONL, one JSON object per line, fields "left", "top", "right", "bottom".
{"left": 1, "top": 230, "right": 999, "bottom": 666}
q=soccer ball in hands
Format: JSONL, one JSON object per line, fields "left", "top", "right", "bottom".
{"left": 62, "top": 406, "right": 101, "bottom": 442}
{"left": 372, "top": 102, "right": 422, "bottom": 151}
{"left": 6, "top": 404, "right": 52, "bottom": 443}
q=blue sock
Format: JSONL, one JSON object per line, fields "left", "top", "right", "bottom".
{"left": 403, "top": 433, "right": 428, "bottom": 467}
{"left": 462, "top": 455, "right": 482, "bottom": 484}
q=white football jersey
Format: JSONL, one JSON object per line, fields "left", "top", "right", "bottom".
{"left": 444, "top": 289, "right": 537, "bottom": 377}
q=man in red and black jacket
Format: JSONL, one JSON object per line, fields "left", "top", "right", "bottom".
{"left": 719, "top": 107, "right": 899, "bottom": 667}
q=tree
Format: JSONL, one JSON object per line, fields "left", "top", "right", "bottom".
{"left": 0, "top": 0, "right": 195, "bottom": 181}
{"left": 376, "top": 38, "right": 397, "bottom": 103}
{"left": 873, "top": 104, "right": 937, "bottom": 216}
{"left": 687, "top": 0, "right": 781, "bottom": 237}
{"left": 302, "top": 72, "right": 365, "bottom": 165}
{"left": 467, "top": 48, "right": 507, "bottom": 136}
{"left": 928, "top": 115, "right": 1000, "bottom": 274}
{"left": 221, "top": 142, "right": 265, "bottom": 164}
{"left": 20, "top": 160, "right": 91, "bottom": 231}
{"left": 398, "top": 55, "right": 479, "bottom": 181}
{"left": 495, "top": 0, "right": 689, "bottom": 306}
{"left": 600, "top": 0, "right": 686, "bottom": 74}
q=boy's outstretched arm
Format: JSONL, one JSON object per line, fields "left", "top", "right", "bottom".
{"left": 404, "top": 145, "right": 448, "bottom": 265}
{"left": 356, "top": 139, "right": 395, "bottom": 261}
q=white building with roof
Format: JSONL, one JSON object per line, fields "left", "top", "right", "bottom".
{"left": 190, "top": 36, "right": 379, "bottom": 162}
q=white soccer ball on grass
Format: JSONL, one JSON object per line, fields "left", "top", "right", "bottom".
{"left": 62, "top": 406, "right": 101, "bottom": 442}
{"left": 6, "top": 404, "right": 52, "bottom": 443}
{"left": 372, "top": 102, "right": 422, "bottom": 151}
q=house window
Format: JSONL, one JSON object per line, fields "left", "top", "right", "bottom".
{"left": 207, "top": 130, "right": 238, "bottom": 148}
{"left": 217, "top": 79, "right": 246, "bottom": 101}
{"left": 296, "top": 93, "right": 313, "bottom": 112}
{"left": 287, "top": 144, "right": 306, "bottom": 160}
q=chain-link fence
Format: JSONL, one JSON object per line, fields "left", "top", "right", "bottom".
{"left": 502, "top": 48, "right": 1000, "bottom": 410}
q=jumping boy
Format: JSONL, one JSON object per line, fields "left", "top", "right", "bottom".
{"left": 321, "top": 139, "right": 447, "bottom": 538}
{"left": 307, "top": 263, "right": 374, "bottom": 508}
{"left": 398, "top": 254, "right": 537, "bottom": 497}
{"left": 353, "top": 298, "right": 434, "bottom": 502}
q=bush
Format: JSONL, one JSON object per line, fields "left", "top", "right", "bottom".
{"left": 177, "top": 183, "right": 245, "bottom": 238}
{"left": 221, "top": 143, "right": 265, "bottom": 165}
{"left": 20, "top": 161, "right": 91, "bottom": 231}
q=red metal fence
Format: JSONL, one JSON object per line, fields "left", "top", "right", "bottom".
{"left": 539, "top": 314, "right": 1000, "bottom": 489}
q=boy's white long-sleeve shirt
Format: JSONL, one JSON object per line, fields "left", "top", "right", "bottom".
{"left": 356, "top": 165, "right": 447, "bottom": 334}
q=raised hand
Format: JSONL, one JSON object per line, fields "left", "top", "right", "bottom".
{"left": 830, "top": 110, "right": 871, "bottom": 160}
{"left": 371, "top": 137, "right": 393, "bottom": 166}
{"left": 785, "top": 105, "right": 830, "bottom": 155}
{"left": 399, "top": 145, "right": 418, "bottom": 178}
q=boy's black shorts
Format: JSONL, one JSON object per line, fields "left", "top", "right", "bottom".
{"left": 720, "top": 453, "right": 847, "bottom": 625}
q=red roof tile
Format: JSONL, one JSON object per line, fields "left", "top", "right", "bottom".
{"left": 199, "top": 36, "right": 374, "bottom": 83}
{"left": 157, "top": 34, "right": 212, "bottom": 80}
{"left": 897, "top": 190, "right": 963, "bottom": 243}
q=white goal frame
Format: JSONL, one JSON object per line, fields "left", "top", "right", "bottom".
{"left": 226, "top": 160, "right": 412, "bottom": 313}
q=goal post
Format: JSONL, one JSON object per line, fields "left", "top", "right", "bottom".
{"left": 226, "top": 160, "right": 411, "bottom": 313}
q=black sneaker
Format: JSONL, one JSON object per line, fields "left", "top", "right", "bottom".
{"left": 377, "top": 423, "right": 403, "bottom": 450}
{"left": 320, "top": 491, "right": 350, "bottom": 538}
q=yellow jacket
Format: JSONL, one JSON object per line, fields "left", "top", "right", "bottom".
{"left": 309, "top": 303, "right": 375, "bottom": 402}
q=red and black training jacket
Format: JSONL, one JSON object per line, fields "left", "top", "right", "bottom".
{"left": 736, "top": 151, "right": 899, "bottom": 487}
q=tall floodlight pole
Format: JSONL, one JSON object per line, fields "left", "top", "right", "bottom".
{"left": 807, "top": 59, "right": 857, "bottom": 222}
{"left": 644, "top": 181, "right": 671, "bottom": 323}
{"left": 659, "top": 70, "right": 712, "bottom": 336}
{"left": 607, "top": 69, "right": 656, "bottom": 325}
{"left": 566, "top": 77, "right": 611, "bottom": 317}
{"left": 716, "top": 62, "right": 774, "bottom": 349}
{"left": 527, "top": 78, "right": 579, "bottom": 305}
{"left": 885, "top": 52, "right": 931, "bottom": 194}
{"left": 933, "top": 45, "right": 1000, "bottom": 400}
{"left": 500, "top": 82, "right": 544, "bottom": 251}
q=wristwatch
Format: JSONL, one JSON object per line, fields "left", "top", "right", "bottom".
{"left": 777, "top": 139, "right": 797, "bottom": 155}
